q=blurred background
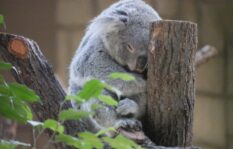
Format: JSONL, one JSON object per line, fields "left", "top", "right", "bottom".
{"left": 0, "top": 0, "right": 232, "bottom": 149}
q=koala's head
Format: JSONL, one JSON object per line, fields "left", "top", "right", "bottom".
{"left": 120, "top": 23, "right": 150, "bottom": 73}
{"left": 93, "top": 0, "right": 161, "bottom": 73}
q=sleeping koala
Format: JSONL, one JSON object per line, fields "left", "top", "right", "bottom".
{"left": 68, "top": 0, "right": 161, "bottom": 143}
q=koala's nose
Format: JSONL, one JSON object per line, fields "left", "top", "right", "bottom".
{"left": 128, "top": 63, "right": 136, "bottom": 72}
{"left": 136, "top": 56, "right": 147, "bottom": 72}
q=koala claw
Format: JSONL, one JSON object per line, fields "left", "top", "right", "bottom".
{"left": 114, "top": 119, "right": 142, "bottom": 131}
{"left": 116, "top": 98, "right": 139, "bottom": 117}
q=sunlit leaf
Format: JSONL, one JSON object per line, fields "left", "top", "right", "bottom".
{"left": 8, "top": 83, "right": 40, "bottom": 102}
{"left": 8, "top": 140, "right": 30, "bottom": 147}
{"left": 43, "top": 119, "right": 64, "bottom": 134}
{"left": 98, "top": 95, "right": 118, "bottom": 106}
{"left": 0, "top": 96, "right": 33, "bottom": 123}
{"left": 91, "top": 103, "right": 103, "bottom": 111}
{"left": 0, "top": 140, "right": 16, "bottom": 149}
{"left": 115, "top": 135, "right": 142, "bottom": 149}
{"left": 77, "top": 79, "right": 105, "bottom": 100}
{"left": 0, "top": 84, "right": 11, "bottom": 96}
{"left": 55, "top": 134, "right": 82, "bottom": 148}
{"left": 103, "top": 134, "right": 143, "bottom": 149}
{"left": 0, "top": 61, "right": 12, "bottom": 70}
{"left": 95, "top": 127, "right": 116, "bottom": 137}
{"left": 58, "top": 109, "right": 91, "bottom": 121}
{"left": 27, "top": 120, "right": 43, "bottom": 127}
{"left": 0, "top": 75, "right": 4, "bottom": 82}
{"left": 0, "top": 139, "right": 30, "bottom": 149}
{"left": 65, "top": 95, "right": 85, "bottom": 103}
{"left": 79, "top": 132, "right": 103, "bottom": 149}
{"left": 0, "top": 15, "right": 4, "bottom": 25}
{"left": 108, "top": 72, "right": 135, "bottom": 81}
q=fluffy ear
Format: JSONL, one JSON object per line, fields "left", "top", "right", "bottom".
{"left": 90, "top": 10, "right": 128, "bottom": 34}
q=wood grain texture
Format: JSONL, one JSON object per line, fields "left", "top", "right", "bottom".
{"left": 145, "top": 20, "right": 198, "bottom": 147}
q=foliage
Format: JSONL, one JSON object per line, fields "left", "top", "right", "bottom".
{"left": 0, "top": 61, "right": 40, "bottom": 148}
{"left": 0, "top": 14, "right": 4, "bottom": 26}
{"left": 0, "top": 62, "right": 40, "bottom": 123}
{"left": 108, "top": 72, "right": 135, "bottom": 81}
{"left": 0, "top": 61, "right": 142, "bottom": 149}
{"left": 0, "top": 140, "right": 30, "bottom": 149}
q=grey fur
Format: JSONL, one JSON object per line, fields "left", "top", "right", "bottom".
{"left": 68, "top": 0, "right": 161, "bottom": 136}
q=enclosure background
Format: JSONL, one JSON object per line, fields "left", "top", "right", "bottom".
{"left": 0, "top": 0, "right": 232, "bottom": 149}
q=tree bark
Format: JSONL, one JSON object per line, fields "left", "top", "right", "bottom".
{"left": 145, "top": 20, "right": 197, "bottom": 147}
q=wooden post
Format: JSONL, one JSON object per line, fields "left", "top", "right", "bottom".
{"left": 144, "top": 20, "right": 198, "bottom": 147}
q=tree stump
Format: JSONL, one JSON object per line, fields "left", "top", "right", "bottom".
{"left": 145, "top": 20, "right": 198, "bottom": 147}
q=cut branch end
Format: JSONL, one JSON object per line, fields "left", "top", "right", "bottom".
{"left": 8, "top": 37, "right": 29, "bottom": 59}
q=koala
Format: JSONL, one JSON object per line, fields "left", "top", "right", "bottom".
{"left": 68, "top": 0, "right": 161, "bottom": 142}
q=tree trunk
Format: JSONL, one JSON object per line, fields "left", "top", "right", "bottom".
{"left": 145, "top": 20, "right": 198, "bottom": 147}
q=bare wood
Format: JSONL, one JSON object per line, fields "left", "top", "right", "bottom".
{"left": 8, "top": 37, "right": 29, "bottom": 59}
{"left": 145, "top": 20, "right": 197, "bottom": 147}
{"left": 195, "top": 45, "right": 218, "bottom": 67}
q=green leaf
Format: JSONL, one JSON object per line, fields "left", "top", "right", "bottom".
{"left": 65, "top": 95, "right": 85, "bottom": 103}
{"left": 43, "top": 119, "right": 64, "bottom": 134}
{"left": 27, "top": 120, "right": 43, "bottom": 127}
{"left": 79, "top": 132, "right": 103, "bottom": 149}
{"left": 95, "top": 127, "right": 116, "bottom": 137}
{"left": 91, "top": 103, "right": 103, "bottom": 111}
{"left": 8, "top": 83, "right": 40, "bottom": 102}
{"left": 55, "top": 134, "right": 82, "bottom": 148}
{"left": 0, "top": 140, "right": 31, "bottom": 149}
{"left": 0, "top": 75, "right": 4, "bottom": 82}
{"left": 103, "top": 135, "right": 143, "bottom": 149}
{"left": 0, "top": 96, "right": 33, "bottom": 123}
{"left": 77, "top": 79, "right": 105, "bottom": 100}
{"left": 98, "top": 95, "right": 118, "bottom": 106}
{"left": 58, "top": 109, "right": 91, "bottom": 121}
{"left": 103, "top": 137, "right": 124, "bottom": 149}
{"left": 0, "top": 84, "right": 11, "bottom": 96}
{"left": 0, "top": 61, "right": 12, "bottom": 70}
{"left": 0, "top": 15, "right": 4, "bottom": 25}
{"left": 108, "top": 72, "right": 135, "bottom": 81}
{"left": 0, "top": 140, "right": 16, "bottom": 149}
{"left": 115, "top": 135, "right": 142, "bottom": 149}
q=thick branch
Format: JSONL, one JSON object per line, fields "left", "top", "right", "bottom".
{"left": 195, "top": 45, "right": 218, "bottom": 67}
{"left": 0, "top": 33, "right": 85, "bottom": 148}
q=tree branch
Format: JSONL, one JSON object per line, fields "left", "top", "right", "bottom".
{"left": 0, "top": 33, "right": 84, "bottom": 149}
{"left": 195, "top": 45, "right": 218, "bottom": 67}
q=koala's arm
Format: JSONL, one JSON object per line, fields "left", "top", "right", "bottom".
{"left": 105, "top": 74, "right": 146, "bottom": 98}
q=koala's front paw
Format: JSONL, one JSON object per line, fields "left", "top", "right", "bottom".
{"left": 114, "top": 119, "right": 146, "bottom": 144}
{"left": 114, "top": 119, "right": 142, "bottom": 131}
{"left": 116, "top": 98, "right": 139, "bottom": 118}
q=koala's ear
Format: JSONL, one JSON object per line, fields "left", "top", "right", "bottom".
{"left": 92, "top": 10, "right": 128, "bottom": 33}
